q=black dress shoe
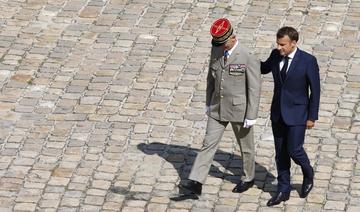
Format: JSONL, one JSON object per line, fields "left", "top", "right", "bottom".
{"left": 267, "top": 192, "right": 290, "bottom": 206}
{"left": 300, "top": 167, "right": 314, "bottom": 198}
{"left": 300, "top": 177, "right": 313, "bottom": 198}
{"left": 178, "top": 180, "right": 202, "bottom": 195}
{"left": 232, "top": 180, "right": 254, "bottom": 193}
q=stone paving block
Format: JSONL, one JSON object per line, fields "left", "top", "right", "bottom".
{"left": 60, "top": 197, "right": 80, "bottom": 207}
{"left": 121, "top": 207, "right": 144, "bottom": 212}
{"left": 324, "top": 200, "right": 346, "bottom": 210}
{"left": 102, "top": 201, "right": 122, "bottom": 210}
{"left": 13, "top": 203, "right": 37, "bottom": 212}
{"left": 0, "top": 0, "right": 359, "bottom": 211}
{"left": 83, "top": 195, "right": 105, "bottom": 206}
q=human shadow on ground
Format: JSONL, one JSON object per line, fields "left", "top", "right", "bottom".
{"left": 136, "top": 142, "right": 277, "bottom": 200}
{"left": 292, "top": 183, "right": 304, "bottom": 197}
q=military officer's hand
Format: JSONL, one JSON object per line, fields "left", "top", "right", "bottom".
{"left": 243, "top": 119, "right": 256, "bottom": 128}
{"left": 205, "top": 106, "right": 210, "bottom": 114}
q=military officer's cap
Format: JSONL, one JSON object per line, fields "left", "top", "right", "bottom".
{"left": 210, "top": 18, "right": 233, "bottom": 46}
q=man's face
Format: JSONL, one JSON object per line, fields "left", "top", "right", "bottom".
{"left": 276, "top": 35, "right": 296, "bottom": 56}
{"left": 223, "top": 35, "right": 236, "bottom": 50}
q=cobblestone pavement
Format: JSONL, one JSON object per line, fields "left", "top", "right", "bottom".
{"left": 0, "top": 0, "right": 359, "bottom": 211}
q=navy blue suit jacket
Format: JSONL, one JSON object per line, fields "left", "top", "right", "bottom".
{"left": 261, "top": 48, "right": 320, "bottom": 126}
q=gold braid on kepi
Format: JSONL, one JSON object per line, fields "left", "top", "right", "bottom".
{"left": 210, "top": 18, "right": 233, "bottom": 46}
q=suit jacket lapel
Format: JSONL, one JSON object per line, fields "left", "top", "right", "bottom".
{"left": 285, "top": 49, "right": 301, "bottom": 80}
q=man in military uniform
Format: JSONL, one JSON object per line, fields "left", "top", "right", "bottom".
{"left": 178, "top": 18, "right": 261, "bottom": 197}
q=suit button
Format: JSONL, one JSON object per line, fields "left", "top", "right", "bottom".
{"left": 220, "top": 95, "right": 223, "bottom": 98}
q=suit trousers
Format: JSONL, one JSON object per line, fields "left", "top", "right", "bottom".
{"left": 272, "top": 117, "right": 313, "bottom": 192}
{"left": 189, "top": 116, "right": 255, "bottom": 184}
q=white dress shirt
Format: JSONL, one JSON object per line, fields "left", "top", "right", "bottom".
{"left": 224, "top": 40, "right": 238, "bottom": 58}
{"left": 279, "top": 47, "right": 297, "bottom": 73}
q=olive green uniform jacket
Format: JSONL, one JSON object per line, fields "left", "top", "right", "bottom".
{"left": 206, "top": 45, "right": 261, "bottom": 122}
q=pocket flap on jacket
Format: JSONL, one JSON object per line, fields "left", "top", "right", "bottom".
{"left": 293, "top": 98, "right": 309, "bottom": 105}
{"left": 233, "top": 98, "right": 244, "bottom": 105}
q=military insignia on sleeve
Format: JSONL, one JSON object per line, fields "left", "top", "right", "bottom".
{"left": 229, "top": 64, "right": 246, "bottom": 75}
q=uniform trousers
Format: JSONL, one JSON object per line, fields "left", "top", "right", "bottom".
{"left": 189, "top": 116, "right": 255, "bottom": 184}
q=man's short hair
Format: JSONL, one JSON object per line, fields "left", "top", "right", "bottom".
{"left": 276, "top": 26, "right": 299, "bottom": 42}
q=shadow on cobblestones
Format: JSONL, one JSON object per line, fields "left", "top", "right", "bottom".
{"left": 110, "top": 186, "right": 151, "bottom": 201}
{"left": 137, "top": 142, "right": 275, "bottom": 191}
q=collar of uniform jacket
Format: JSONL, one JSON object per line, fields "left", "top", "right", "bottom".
{"left": 224, "top": 39, "right": 238, "bottom": 58}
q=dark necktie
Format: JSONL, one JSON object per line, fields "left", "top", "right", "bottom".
{"left": 224, "top": 50, "right": 229, "bottom": 64}
{"left": 280, "top": 56, "right": 289, "bottom": 81}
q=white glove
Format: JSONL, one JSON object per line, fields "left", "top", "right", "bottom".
{"left": 205, "top": 106, "right": 210, "bottom": 114}
{"left": 243, "top": 119, "right": 256, "bottom": 128}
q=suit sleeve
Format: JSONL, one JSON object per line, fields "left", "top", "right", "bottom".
{"left": 261, "top": 49, "right": 280, "bottom": 74}
{"left": 245, "top": 54, "right": 261, "bottom": 119}
{"left": 307, "top": 56, "right": 320, "bottom": 121}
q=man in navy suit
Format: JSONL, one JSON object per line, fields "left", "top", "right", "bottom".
{"left": 261, "top": 27, "right": 320, "bottom": 206}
